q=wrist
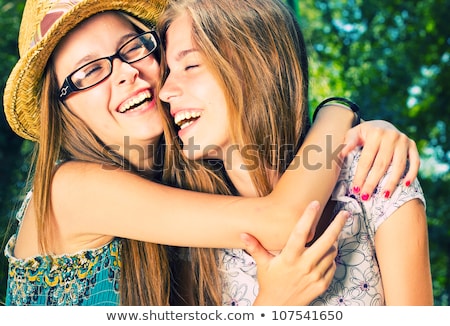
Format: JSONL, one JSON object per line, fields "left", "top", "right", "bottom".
{"left": 313, "top": 97, "right": 361, "bottom": 127}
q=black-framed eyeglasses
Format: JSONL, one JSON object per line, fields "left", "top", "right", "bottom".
{"left": 59, "top": 31, "right": 159, "bottom": 100}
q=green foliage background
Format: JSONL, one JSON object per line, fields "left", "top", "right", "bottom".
{"left": 0, "top": 0, "right": 448, "bottom": 305}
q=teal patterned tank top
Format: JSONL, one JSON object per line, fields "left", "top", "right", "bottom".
{"left": 4, "top": 192, "right": 121, "bottom": 305}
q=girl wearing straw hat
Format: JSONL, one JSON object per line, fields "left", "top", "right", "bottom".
{"left": 3, "top": 0, "right": 421, "bottom": 305}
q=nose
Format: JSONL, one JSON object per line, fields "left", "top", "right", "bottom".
{"left": 111, "top": 58, "right": 139, "bottom": 86}
{"left": 159, "top": 73, "right": 181, "bottom": 103}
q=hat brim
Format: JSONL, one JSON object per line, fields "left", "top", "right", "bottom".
{"left": 4, "top": 0, "right": 167, "bottom": 141}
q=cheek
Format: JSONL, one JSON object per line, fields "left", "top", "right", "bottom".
{"left": 198, "top": 79, "right": 225, "bottom": 109}
{"left": 138, "top": 59, "right": 160, "bottom": 81}
{"left": 210, "top": 93, "right": 229, "bottom": 121}
{"left": 65, "top": 89, "right": 110, "bottom": 125}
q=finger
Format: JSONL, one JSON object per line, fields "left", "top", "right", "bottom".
{"left": 240, "top": 233, "right": 274, "bottom": 267}
{"left": 306, "top": 202, "right": 323, "bottom": 243}
{"left": 402, "top": 139, "right": 420, "bottom": 187}
{"left": 362, "top": 133, "right": 414, "bottom": 199}
{"left": 359, "top": 135, "right": 398, "bottom": 199}
{"left": 376, "top": 155, "right": 406, "bottom": 199}
{"left": 320, "top": 253, "right": 337, "bottom": 289}
{"left": 350, "top": 132, "right": 381, "bottom": 195}
{"left": 305, "top": 210, "right": 347, "bottom": 267}
{"left": 305, "top": 243, "right": 338, "bottom": 297}
{"left": 306, "top": 228, "right": 316, "bottom": 245}
{"left": 340, "top": 126, "right": 363, "bottom": 158}
{"left": 373, "top": 137, "right": 409, "bottom": 198}
{"left": 279, "top": 200, "right": 322, "bottom": 264}
{"left": 313, "top": 241, "right": 337, "bottom": 276}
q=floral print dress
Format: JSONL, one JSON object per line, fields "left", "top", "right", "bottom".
{"left": 218, "top": 148, "right": 426, "bottom": 306}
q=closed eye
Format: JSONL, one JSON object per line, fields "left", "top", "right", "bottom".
{"left": 185, "top": 64, "right": 199, "bottom": 71}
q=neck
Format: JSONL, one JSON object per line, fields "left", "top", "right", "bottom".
{"left": 222, "top": 148, "right": 279, "bottom": 197}
{"left": 119, "top": 137, "right": 160, "bottom": 174}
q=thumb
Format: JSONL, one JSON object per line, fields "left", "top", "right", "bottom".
{"left": 240, "top": 233, "right": 273, "bottom": 266}
{"left": 341, "top": 125, "right": 362, "bottom": 158}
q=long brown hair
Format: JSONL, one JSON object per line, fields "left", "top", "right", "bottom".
{"left": 158, "top": 0, "right": 310, "bottom": 304}
{"left": 30, "top": 15, "right": 170, "bottom": 306}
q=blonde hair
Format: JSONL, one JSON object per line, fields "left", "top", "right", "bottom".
{"left": 29, "top": 17, "right": 170, "bottom": 306}
{"left": 158, "top": 0, "right": 310, "bottom": 305}
{"left": 158, "top": 101, "right": 234, "bottom": 305}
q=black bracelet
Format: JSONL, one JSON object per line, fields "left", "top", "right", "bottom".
{"left": 312, "top": 97, "right": 361, "bottom": 126}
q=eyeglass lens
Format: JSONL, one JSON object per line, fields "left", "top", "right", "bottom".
{"left": 60, "top": 31, "right": 158, "bottom": 100}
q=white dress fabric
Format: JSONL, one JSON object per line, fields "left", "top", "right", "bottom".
{"left": 218, "top": 147, "right": 426, "bottom": 306}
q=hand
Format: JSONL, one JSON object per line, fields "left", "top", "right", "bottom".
{"left": 340, "top": 120, "right": 420, "bottom": 199}
{"left": 242, "top": 201, "right": 348, "bottom": 306}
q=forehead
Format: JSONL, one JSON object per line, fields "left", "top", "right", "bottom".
{"left": 53, "top": 12, "right": 135, "bottom": 78}
{"left": 64, "top": 11, "right": 135, "bottom": 42}
{"left": 165, "top": 12, "right": 194, "bottom": 53}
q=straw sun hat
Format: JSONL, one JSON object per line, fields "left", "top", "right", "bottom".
{"left": 3, "top": 0, "right": 168, "bottom": 141}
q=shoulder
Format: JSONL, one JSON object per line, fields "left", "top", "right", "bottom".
{"left": 50, "top": 161, "right": 118, "bottom": 246}
{"left": 52, "top": 161, "right": 99, "bottom": 208}
{"left": 52, "top": 161, "right": 135, "bottom": 196}
{"left": 53, "top": 160, "right": 115, "bottom": 182}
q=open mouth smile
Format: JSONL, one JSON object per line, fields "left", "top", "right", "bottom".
{"left": 118, "top": 90, "right": 153, "bottom": 113}
{"left": 174, "top": 111, "right": 202, "bottom": 130}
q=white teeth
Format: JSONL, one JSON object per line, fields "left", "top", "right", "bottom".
{"left": 174, "top": 111, "right": 202, "bottom": 127}
{"left": 179, "top": 120, "right": 194, "bottom": 130}
{"left": 118, "top": 90, "right": 152, "bottom": 113}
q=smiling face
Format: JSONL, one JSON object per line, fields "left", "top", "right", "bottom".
{"left": 159, "top": 12, "right": 231, "bottom": 161}
{"left": 53, "top": 12, "right": 163, "bottom": 163}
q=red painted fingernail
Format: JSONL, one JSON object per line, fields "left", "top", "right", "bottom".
{"left": 361, "top": 193, "right": 370, "bottom": 201}
{"left": 383, "top": 190, "right": 391, "bottom": 199}
{"left": 353, "top": 186, "right": 361, "bottom": 194}
{"left": 405, "top": 180, "right": 411, "bottom": 187}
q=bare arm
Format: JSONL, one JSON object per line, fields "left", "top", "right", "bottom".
{"left": 375, "top": 199, "right": 433, "bottom": 305}
{"left": 53, "top": 162, "right": 266, "bottom": 248}
{"left": 52, "top": 105, "right": 417, "bottom": 251}
{"left": 269, "top": 105, "right": 355, "bottom": 221}
{"left": 51, "top": 105, "right": 353, "bottom": 250}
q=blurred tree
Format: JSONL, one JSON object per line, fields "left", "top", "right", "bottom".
{"left": 0, "top": 0, "right": 29, "bottom": 305}
{"left": 294, "top": 0, "right": 450, "bottom": 305}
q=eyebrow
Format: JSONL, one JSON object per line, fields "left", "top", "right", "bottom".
{"left": 174, "top": 48, "right": 198, "bottom": 61}
{"left": 72, "top": 32, "right": 139, "bottom": 68}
